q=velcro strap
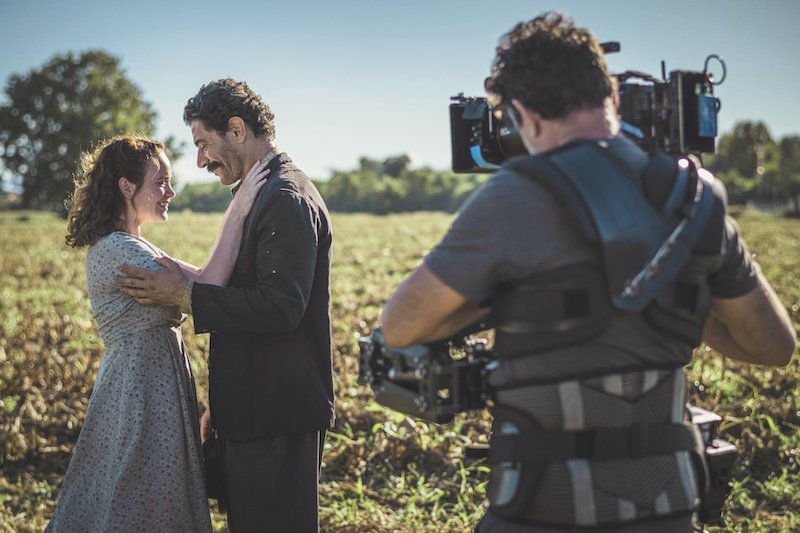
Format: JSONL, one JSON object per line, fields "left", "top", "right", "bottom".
{"left": 490, "top": 423, "right": 699, "bottom": 462}
{"left": 490, "top": 263, "right": 610, "bottom": 334}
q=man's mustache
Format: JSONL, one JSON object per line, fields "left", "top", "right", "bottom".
{"left": 207, "top": 162, "right": 221, "bottom": 174}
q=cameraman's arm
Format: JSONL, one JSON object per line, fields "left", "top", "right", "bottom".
{"left": 381, "top": 263, "right": 486, "bottom": 348}
{"left": 702, "top": 271, "right": 795, "bottom": 366}
{"left": 382, "top": 172, "right": 543, "bottom": 348}
{"left": 701, "top": 216, "right": 796, "bottom": 366}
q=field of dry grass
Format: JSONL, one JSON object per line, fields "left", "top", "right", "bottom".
{"left": 0, "top": 209, "right": 798, "bottom": 532}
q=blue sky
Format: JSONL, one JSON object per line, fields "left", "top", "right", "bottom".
{"left": 1, "top": 0, "right": 798, "bottom": 184}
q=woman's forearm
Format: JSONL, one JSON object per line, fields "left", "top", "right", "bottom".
{"left": 192, "top": 204, "right": 247, "bottom": 286}
{"left": 177, "top": 160, "right": 270, "bottom": 287}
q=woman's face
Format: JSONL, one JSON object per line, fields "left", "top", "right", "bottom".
{"left": 132, "top": 151, "right": 175, "bottom": 226}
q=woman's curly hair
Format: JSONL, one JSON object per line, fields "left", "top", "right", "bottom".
{"left": 65, "top": 135, "right": 164, "bottom": 248}
{"left": 484, "top": 12, "right": 614, "bottom": 120}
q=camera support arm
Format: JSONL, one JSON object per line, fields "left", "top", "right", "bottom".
{"left": 358, "top": 328, "right": 495, "bottom": 424}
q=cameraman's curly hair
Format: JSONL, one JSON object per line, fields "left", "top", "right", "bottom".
{"left": 484, "top": 12, "right": 614, "bottom": 120}
{"left": 65, "top": 135, "right": 164, "bottom": 248}
{"left": 183, "top": 79, "right": 275, "bottom": 140}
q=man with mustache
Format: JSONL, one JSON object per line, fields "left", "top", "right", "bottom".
{"left": 116, "top": 79, "right": 334, "bottom": 533}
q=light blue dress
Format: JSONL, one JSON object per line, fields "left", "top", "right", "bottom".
{"left": 45, "top": 232, "right": 212, "bottom": 533}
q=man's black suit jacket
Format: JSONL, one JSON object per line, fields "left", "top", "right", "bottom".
{"left": 191, "top": 153, "right": 335, "bottom": 442}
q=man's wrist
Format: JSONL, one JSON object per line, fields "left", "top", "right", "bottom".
{"left": 180, "top": 280, "right": 195, "bottom": 315}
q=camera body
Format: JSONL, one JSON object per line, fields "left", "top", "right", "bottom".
{"left": 617, "top": 68, "right": 720, "bottom": 155}
{"left": 450, "top": 43, "right": 724, "bottom": 173}
{"left": 449, "top": 94, "right": 527, "bottom": 174}
{"left": 357, "top": 328, "right": 494, "bottom": 424}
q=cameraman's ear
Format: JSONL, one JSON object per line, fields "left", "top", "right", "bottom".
{"left": 511, "top": 99, "right": 541, "bottom": 138}
{"left": 505, "top": 104, "right": 522, "bottom": 130}
{"left": 118, "top": 177, "right": 136, "bottom": 199}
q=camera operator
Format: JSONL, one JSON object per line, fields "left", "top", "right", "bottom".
{"left": 380, "top": 12, "right": 796, "bottom": 533}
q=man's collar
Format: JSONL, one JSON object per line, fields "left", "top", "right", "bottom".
{"left": 259, "top": 146, "right": 281, "bottom": 166}
{"left": 231, "top": 147, "right": 280, "bottom": 197}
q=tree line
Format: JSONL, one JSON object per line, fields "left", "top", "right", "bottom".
{"left": 165, "top": 155, "right": 487, "bottom": 214}
{"left": 704, "top": 122, "right": 800, "bottom": 213}
{"left": 309, "top": 156, "right": 487, "bottom": 214}
{"left": 1, "top": 50, "right": 799, "bottom": 214}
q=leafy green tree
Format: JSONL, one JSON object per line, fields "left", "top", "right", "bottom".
{"left": 712, "top": 122, "right": 775, "bottom": 177}
{"left": 382, "top": 155, "right": 411, "bottom": 178}
{"left": 0, "top": 50, "right": 182, "bottom": 211}
{"left": 778, "top": 136, "right": 800, "bottom": 214}
{"left": 708, "top": 121, "right": 777, "bottom": 202}
{"left": 356, "top": 154, "right": 411, "bottom": 179}
{"left": 713, "top": 169, "right": 757, "bottom": 204}
{"left": 358, "top": 156, "right": 383, "bottom": 176}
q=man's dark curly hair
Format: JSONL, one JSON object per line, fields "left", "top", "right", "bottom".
{"left": 183, "top": 78, "right": 276, "bottom": 140}
{"left": 484, "top": 12, "right": 614, "bottom": 120}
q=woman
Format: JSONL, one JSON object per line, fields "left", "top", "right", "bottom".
{"left": 47, "top": 135, "right": 269, "bottom": 532}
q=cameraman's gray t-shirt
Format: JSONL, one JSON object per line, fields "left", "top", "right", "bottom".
{"left": 424, "top": 136, "right": 758, "bottom": 385}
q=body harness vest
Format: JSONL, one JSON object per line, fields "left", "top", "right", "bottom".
{"left": 483, "top": 139, "right": 729, "bottom": 526}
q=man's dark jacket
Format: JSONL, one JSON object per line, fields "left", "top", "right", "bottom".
{"left": 191, "top": 153, "right": 334, "bottom": 442}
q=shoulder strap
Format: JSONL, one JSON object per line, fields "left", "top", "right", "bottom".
{"left": 506, "top": 140, "right": 714, "bottom": 312}
{"left": 505, "top": 153, "right": 598, "bottom": 243}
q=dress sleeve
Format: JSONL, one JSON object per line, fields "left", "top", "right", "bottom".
{"left": 89, "top": 232, "right": 166, "bottom": 287}
{"left": 85, "top": 232, "right": 168, "bottom": 318}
